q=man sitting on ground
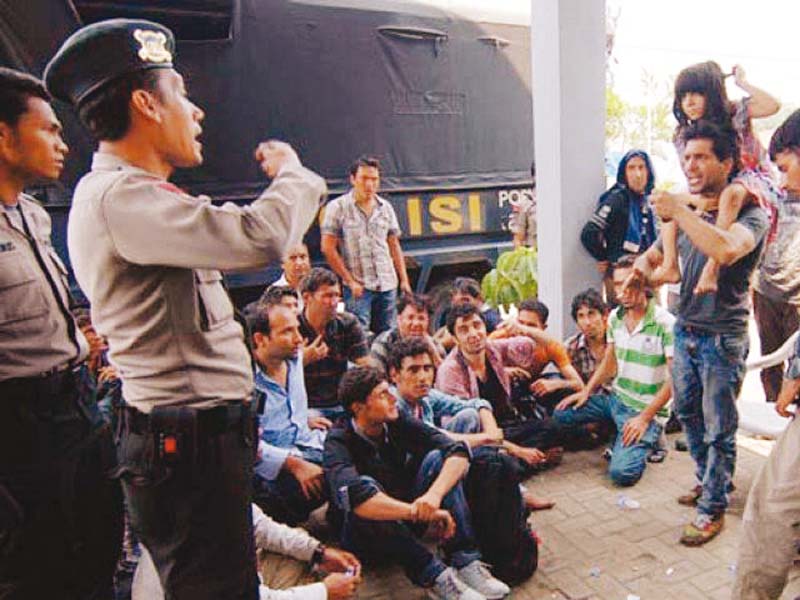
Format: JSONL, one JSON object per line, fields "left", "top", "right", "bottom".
{"left": 249, "top": 301, "right": 329, "bottom": 525}
{"left": 371, "top": 293, "right": 446, "bottom": 371}
{"left": 435, "top": 303, "right": 567, "bottom": 463}
{"left": 564, "top": 289, "right": 610, "bottom": 391}
{"left": 324, "top": 366, "right": 511, "bottom": 600}
{"left": 554, "top": 255, "right": 674, "bottom": 486}
{"left": 435, "top": 277, "right": 503, "bottom": 351}
{"left": 299, "top": 267, "right": 372, "bottom": 420}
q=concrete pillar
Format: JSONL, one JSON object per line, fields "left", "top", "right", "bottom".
{"left": 531, "top": 0, "right": 606, "bottom": 338}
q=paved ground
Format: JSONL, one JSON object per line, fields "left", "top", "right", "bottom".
{"left": 344, "top": 432, "right": 800, "bottom": 600}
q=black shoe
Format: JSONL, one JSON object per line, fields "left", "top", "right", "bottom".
{"left": 665, "top": 412, "right": 682, "bottom": 434}
{"left": 674, "top": 438, "right": 688, "bottom": 452}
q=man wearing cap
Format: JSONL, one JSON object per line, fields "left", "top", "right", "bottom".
{"left": 0, "top": 67, "right": 123, "bottom": 599}
{"left": 45, "top": 18, "right": 326, "bottom": 599}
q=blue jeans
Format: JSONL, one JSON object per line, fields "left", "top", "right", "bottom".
{"left": 673, "top": 325, "right": 747, "bottom": 517}
{"left": 252, "top": 446, "right": 325, "bottom": 526}
{"left": 344, "top": 287, "right": 397, "bottom": 335}
{"left": 339, "top": 449, "right": 480, "bottom": 587}
{"left": 553, "top": 392, "right": 661, "bottom": 486}
{"left": 442, "top": 408, "right": 482, "bottom": 434}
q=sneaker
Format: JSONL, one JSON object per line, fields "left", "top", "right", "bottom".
{"left": 679, "top": 513, "right": 724, "bottom": 546}
{"left": 677, "top": 484, "right": 702, "bottom": 506}
{"left": 457, "top": 561, "right": 510, "bottom": 599}
{"left": 429, "top": 567, "right": 486, "bottom": 600}
{"left": 602, "top": 447, "right": 613, "bottom": 461}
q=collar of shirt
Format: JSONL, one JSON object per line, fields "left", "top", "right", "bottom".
{"left": 351, "top": 417, "right": 389, "bottom": 448}
{"left": 614, "top": 299, "right": 657, "bottom": 336}
{"left": 254, "top": 358, "right": 299, "bottom": 394}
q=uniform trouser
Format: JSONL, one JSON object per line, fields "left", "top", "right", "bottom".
{"left": 752, "top": 290, "right": 800, "bottom": 403}
{"left": 732, "top": 414, "right": 800, "bottom": 599}
{"left": 116, "top": 402, "right": 259, "bottom": 600}
{"left": 0, "top": 365, "right": 124, "bottom": 600}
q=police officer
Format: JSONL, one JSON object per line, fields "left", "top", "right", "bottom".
{"left": 0, "top": 67, "right": 124, "bottom": 598}
{"left": 45, "top": 19, "right": 326, "bottom": 600}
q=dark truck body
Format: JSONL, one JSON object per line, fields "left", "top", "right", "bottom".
{"left": 1, "top": 0, "right": 534, "bottom": 305}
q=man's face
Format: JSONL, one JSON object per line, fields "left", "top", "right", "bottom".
{"left": 282, "top": 244, "right": 310, "bottom": 288}
{"left": 397, "top": 305, "right": 429, "bottom": 338}
{"left": 575, "top": 305, "right": 606, "bottom": 341}
{"left": 453, "top": 313, "right": 487, "bottom": 355}
{"left": 279, "top": 294, "right": 300, "bottom": 314}
{"left": 392, "top": 352, "right": 435, "bottom": 403}
{"left": 518, "top": 309, "right": 545, "bottom": 330}
{"left": 253, "top": 306, "right": 303, "bottom": 363}
{"left": 0, "top": 97, "right": 68, "bottom": 183}
{"left": 451, "top": 292, "right": 481, "bottom": 308}
{"left": 774, "top": 149, "right": 800, "bottom": 195}
{"left": 304, "top": 283, "right": 341, "bottom": 322}
{"left": 351, "top": 165, "right": 380, "bottom": 202}
{"left": 682, "top": 138, "right": 731, "bottom": 195}
{"left": 152, "top": 69, "right": 205, "bottom": 168}
{"left": 356, "top": 381, "right": 398, "bottom": 424}
{"left": 681, "top": 92, "right": 707, "bottom": 122}
{"left": 624, "top": 156, "right": 649, "bottom": 195}
{"left": 613, "top": 266, "right": 645, "bottom": 309}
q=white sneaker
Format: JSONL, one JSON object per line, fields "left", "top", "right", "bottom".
{"left": 429, "top": 567, "right": 487, "bottom": 600}
{"left": 457, "top": 561, "right": 510, "bottom": 599}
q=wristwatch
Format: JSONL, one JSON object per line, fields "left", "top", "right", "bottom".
{"left": 311, "top": 543, "right": 326, "bottom": 566}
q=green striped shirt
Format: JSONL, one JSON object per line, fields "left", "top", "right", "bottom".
{"left": 607, "top": 300, "right": 675, "bottom": 416}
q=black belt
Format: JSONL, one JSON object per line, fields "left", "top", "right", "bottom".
{"left": 123, "top": 402, "right": 250, "bottom": 437}
{"left": 0, "top": 363, "right": 84, "bottom": 396}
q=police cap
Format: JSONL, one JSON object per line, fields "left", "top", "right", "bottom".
{"left": 44, "top": 18, "right": 175, "bottom": 107}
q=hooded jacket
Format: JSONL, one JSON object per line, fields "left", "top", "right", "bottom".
{"left": 580, "top": 150, "right": 658, "bottom": 263}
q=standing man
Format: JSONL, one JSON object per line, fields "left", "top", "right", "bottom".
{"left": 581, "top": 150, "right": 658, "bottom": 304}
{"left": 631, "top": 121, "right": 769, "bottom": 545}
{"left": 510, "top": 163, "right": 536, "bottom": 249}
{"left": 0, "top": 67, "right": 123, "bottom": 600}
{"left": 44, "top": 19, "right": 325, "bottom": 599}
{"left": 321, "top": 156, "right": 412, "bottom": 335}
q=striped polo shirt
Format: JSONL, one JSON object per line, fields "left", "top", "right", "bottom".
{"left": 607, "top": 300, "right": 675, "bottom": 416}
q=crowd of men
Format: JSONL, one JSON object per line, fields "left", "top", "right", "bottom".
{"left": 2, "top": 14, "right": 800, "bottom": 600}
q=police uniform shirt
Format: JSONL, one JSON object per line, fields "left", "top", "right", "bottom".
{"left": 68, "top": 152, "right": 325, "bottom": 412}
{"left": 0, "top": 195, "right": 88, "bottom": 381}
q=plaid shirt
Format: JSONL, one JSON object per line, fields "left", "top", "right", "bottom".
{"left": 321, "top": 191, "right": 401, "bottom": 291}
{"left": 298, "top": 310, "right": 368, "bottom": 409}
{"left": 565, "top": 332, "right": 611, "bottom": 393}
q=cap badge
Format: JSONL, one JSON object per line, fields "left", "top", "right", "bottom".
{"left": 133, "top": 29, "right": 172, "bottom": 64}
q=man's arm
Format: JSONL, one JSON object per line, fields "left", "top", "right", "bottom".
{"left": 321, "top": 233, "right": 360, "bottom": 290}
{"left": 387, "top": 234, "right": 412, "bottom": 294}
{"left": 621, "top": 357, "right": 673, "bottom": 446}
{"left": 555, "top": 343, "right": 617, "bottom": 410}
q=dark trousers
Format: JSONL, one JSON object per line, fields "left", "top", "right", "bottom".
{"left": 0, "top": 365, "right": 124, "bottom": 600}
{"left": 502, "top": 416, "right": 563, "bottom": 450}
{"left": 753, "top": 290, "right": 800, "bottom": 403}
{"left": 116, "top": 403, "right": 259, "bottom": 600}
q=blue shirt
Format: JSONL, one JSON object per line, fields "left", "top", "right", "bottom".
{"left": 392, "top": 386, "right": 492, "bottom": 428}
{"left": 253, "top": 354, "right": 326, "bottom": 480}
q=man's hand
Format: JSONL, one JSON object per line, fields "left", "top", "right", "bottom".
{"left": 348, "top": 280, "right": 365, "bottom": 299}
{"left": 400, "top": 280, "right": 413, "bottom": 295}
{"left": 530, "top": 377, "right": 560, "bottom": 396}
{"left": 621, "top": 414, "right": 650, "bottom": 446}
{"left": 649, "top": 190, "right": 687, "bottom": 223}
{"left": 427, "top": 509, "right": 456, "bottom": 540}
{"left": 323, "top": 572, "right": 361, "bottom": 600}
{"left": 410, "top": 491, "right": 442, "bottom": 522}
{"left": 303, "top": 335, "right": 329, "bottom": 365}
{"left": 284, "top": 456, "right": 325, "bottom": 501}
{"left": 505, "top": 366, "right": 532, "bottom": 383}
{"left": 255, "top": 140, "right": 300, "bottom": 178}
{"left": 776, "top": 378, "right": 800, "bottom": 418}
{"left": 507, "top": 444, "right": 545, "bottom": 466}
{"left": 556, "top": 390, "right": 589, "bottom": 411}
{"left": 320, "top": 547, "right": 361, "bottom": 575}
{"left": 308, "top": 415, "right": 333, "bottom": 430}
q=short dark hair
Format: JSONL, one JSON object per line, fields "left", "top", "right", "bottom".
{"left": 612, "top": 254, "right": 638, "bottom": 275}
{"left": 261, "top": 285, "right": 299, "bottom": 306}
{"left": 300, "top": 267, "right": 340, "bottom": 295}
{"left": 679, "top": 120, "right": 740, "bottom": 174}
{"left": 446, "top": 302, "right": 483, "bottom": 335}
{"left": 338, "top": 366, "right": 387, "bottom": 415}
{"left": 570, "top": 288, "right": 606, "bottom": 322}
{"left": 452, "top": 277, "right": 482, "bottom": 300}
{"left": 397, "top": 293, "right": 431, "bottom": 316}
{"left": 518, "top": 298, "right": 549, "bottom": 326}
{"left": 769, "top": 109, "right": 800, "bottom": 161}
{"left": 246, "top": 301, "right": 290, "bottom": 338}
{"left": 77, "top": 69, "right": 162, "bottom": 141}
{"left": 388, "top": 336, "right": 434, "bottom": 372}
{"left": 0, "top": 68, "right": 49, "bottom": 127}
{"left": 349, "top": 155, "right": 381, "bottom": 177}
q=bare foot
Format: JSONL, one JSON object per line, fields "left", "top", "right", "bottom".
{"left": 651, "top": 265, "right": 681, "bottom": 285}
{"left": 522, "top": 489, "right": 555, "bottom": 511}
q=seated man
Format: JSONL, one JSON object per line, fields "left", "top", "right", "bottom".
{"left": 265, "top": 242, "right": 312, "bottom": 311}
{"left": 371, "top": 293, "right": 446, "bottom": 371}
{"left": 249, "top": 301, "right": 329, "bottom": 525}
{"left": 299, "top": 267, "right": 372, "bottom": 419}
{"left": 324, "top": 366, "right": 510, "bottom": 600}
{"left": 554, "top": 255, "right": 674, "bottom": 486}
{"left": 564, "top": 289, "right": 610, "bottom": 390}
{"left": 490, "top": 299, "right": 584, "bottom": 412}
{"left": 436, "top": 303, "right": 571, "bottom": 456}
{"left": 133, "top": 503, "right": 362, "bottom": 600}
{"left": 389, "top": 336, "right": 555, "bottom": 511}
{"left": 435, "top": 277, "right": 503, "bottom": 351}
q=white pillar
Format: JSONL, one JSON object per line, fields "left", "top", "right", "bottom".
{"left": 531, "top": 0, "right": 606, "bottom": 338}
